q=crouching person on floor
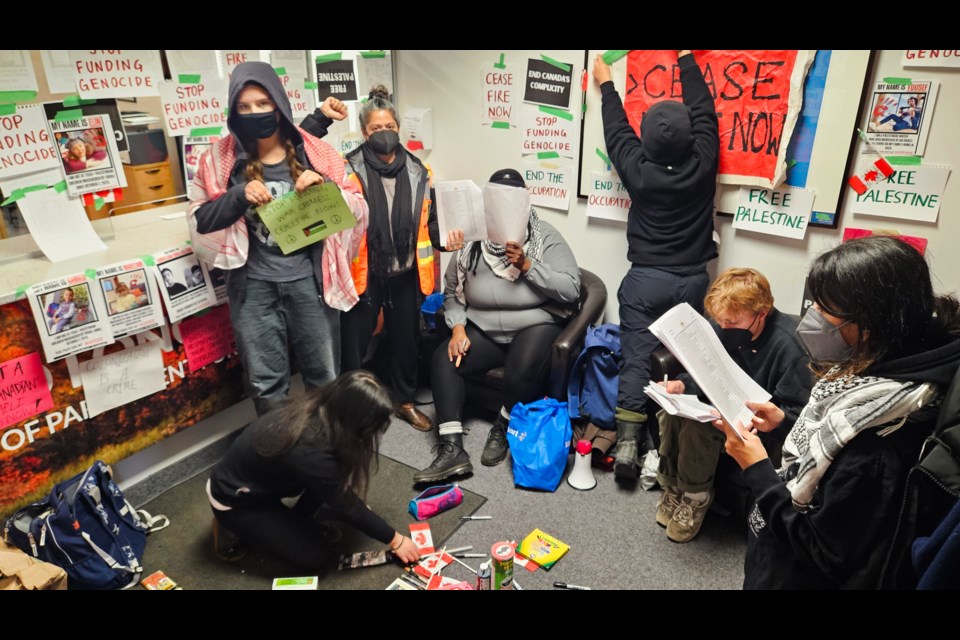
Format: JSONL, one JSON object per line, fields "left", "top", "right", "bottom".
{"left": 207, "top": 371, "right": 420, "bottom": 569}
{"left": 657, "top": 268, "right": 812, "bottom": 543}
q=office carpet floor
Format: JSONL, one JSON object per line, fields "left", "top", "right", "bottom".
{"left": 130, "top": 446, "right": 486, "bottom": 591}
{"left": 126, "top": 390, "right": 749, "bottom": 590}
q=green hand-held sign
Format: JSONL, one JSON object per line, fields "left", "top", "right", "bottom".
{"left": 257, "top": 183, "right": 356, "bottom": 255}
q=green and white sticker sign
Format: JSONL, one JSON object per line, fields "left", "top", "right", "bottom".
{"left": 257, "top": 183, "right": 356, "bottom": 255}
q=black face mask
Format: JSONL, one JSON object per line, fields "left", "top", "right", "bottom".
{"left": 720, "top": 328, "right": 754, "bottom": 352}
{"left": 367, "top": 130, "right": 400, "bottom": 155}
{"left": 236, "top": 111, "right": 279, "bottom": 140}
{"left": 720, "top": 313, "right": 761, "bottom": 353}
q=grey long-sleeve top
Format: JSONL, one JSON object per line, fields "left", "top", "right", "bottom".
{"left": 443, "top": 219, "right": 580, "bottom": 343}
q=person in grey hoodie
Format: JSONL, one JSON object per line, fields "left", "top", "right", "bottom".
{"left": 414, "top": 169, "right": 581, "bottom": 483}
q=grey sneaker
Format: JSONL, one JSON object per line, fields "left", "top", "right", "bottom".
{"left": 666, "top": 490, "right": 714, "bottom": 543}
{"left": 655, "top": 487, "right": 682, "bottom": 528}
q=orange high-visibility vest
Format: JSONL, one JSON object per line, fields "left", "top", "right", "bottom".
{"left": 346, "top": 157, "right": 435, "bottom": 296}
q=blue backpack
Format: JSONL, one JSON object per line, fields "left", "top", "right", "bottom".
{"left": 567, "top": 323, "right": 621, "bottom": 430}
{"left": 3, "top": 460, "right": 168, "bottom": 590}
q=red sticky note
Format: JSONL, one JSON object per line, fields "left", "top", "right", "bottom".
{"left": 843, "top": 228, "right": 927, "bottom": 255}
{"left": 406, "top": 140, "right": 424, "bottom": 151}
{"left": 179, "top": 305, "right": 236, "bottom": 373}
{"left": 0, "top": 352, "right": 54, "bottom": 430}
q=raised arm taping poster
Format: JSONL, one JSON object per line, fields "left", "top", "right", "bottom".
{"left": 623, "top": 50, "right": 813, "bottom": 189}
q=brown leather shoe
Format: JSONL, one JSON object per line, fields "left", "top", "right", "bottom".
{"left": 397, "top": 403, "right": 433, "bottom": 431}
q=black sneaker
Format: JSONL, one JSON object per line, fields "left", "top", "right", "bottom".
{"left": 212, "top": 517, "right": 248, "bottom": 562}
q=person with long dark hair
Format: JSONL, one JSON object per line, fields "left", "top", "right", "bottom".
{"left": 207, "top": 371, "right": 421, "bottom": 568}
{"left": 717, "top": 236, "right": 960, "bottom": 589}
{"left": 189, "top": 61, "right": 367, "bottom": 417}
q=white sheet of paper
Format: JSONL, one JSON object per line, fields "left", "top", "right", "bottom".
{"left": 523, "top": 160, "right": 572, "bottom": 212}
{"left": 158, "top": 76, "right": 229, "bottom": 137}
{"left": 481, "top": 63, "right": 518, "bottom": 126}
{"left": 403, "top": 107, "right": 433, "bottom": 150}
{"left": 644, "top": 382, "right": 717, "bottom": 423}
{"left": 585, "top": 170, "right": 631, "bottom": 222}
{"left": 356, "top": 53, "right": 394, "bottom": 98}
{"left": 151, "top": 244, "right": 217, "bottom": 323}
{"left": 850, "top": 164, "right": 951, "bottom": 223}
{"left": 733, "top": 186, "right": 815, "bottom": 240}
{"left": 482, "top": 183, "right": 530, "bottom": 245}
{"left": 95, "top": 259, "right": 166, "bottom": 339}
{"left": 436, "top": 180, "right": 486, "bottom": 243}
{"left": 79, "top": 341, "right": 166, "bottom": 418}
{"left": 39, "top": 50, "right": 77, "bottom": 94}
{"left": 520, "top": 103, "right": 574, "bottom": 159}
{"left": 270, "top": 50, "right": 308, "bottom": 80}
{"left": 0, "top": 50, "right": 39, "bottom": 93}
{"left": 220, "top": 50, "right": 263, "bottom": 77}
{"left": 166, "top": 50, "right": 223, "bottom": 78}
{"left": 17, "top": 188, "right": 107, "bottom": 262}
{"left": 70, "top": 50, "right": 162, "bottom": 99}
{"left": 0, "top": 105, "right": 60, "bottom": 180}
{"left": 649, "top": 303, "right": 771, "bottom": 435}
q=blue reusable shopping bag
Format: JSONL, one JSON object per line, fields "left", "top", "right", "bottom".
{"left": 507, "top": 398, "right": 573, "bottom": 492}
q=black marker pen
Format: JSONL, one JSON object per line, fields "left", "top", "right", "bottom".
{"left": 554, "top": 581, "right": 591, "bottom": 590}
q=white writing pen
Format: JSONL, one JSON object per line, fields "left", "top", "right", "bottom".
{"left": 460, "top": 515, "right": 492, "bottom": 521}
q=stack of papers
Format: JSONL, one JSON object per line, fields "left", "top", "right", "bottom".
{"left": 649, "top": 303, "right": 771, "bottom": 439}
{"left": 644, "top": 382, "right": 717, "bottom": 423}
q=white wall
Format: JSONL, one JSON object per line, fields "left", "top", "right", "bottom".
{"left": 396, "top": 50, "right": 960, "bottom": 321}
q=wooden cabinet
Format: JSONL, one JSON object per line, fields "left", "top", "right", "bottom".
{"left": 84, "top": 160, "right": 177, "bottom": 218}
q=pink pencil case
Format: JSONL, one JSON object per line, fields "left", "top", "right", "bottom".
{"left": 408, "top": 484, "right": 463, "bottom": 520}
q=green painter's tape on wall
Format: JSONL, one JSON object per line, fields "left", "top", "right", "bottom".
{"left": 190, "top": 126, "right": 223, "bottom": 137}
{"left": 888, "top": 155, "right": 922, "bottom": 166}
{"left": 274, "top": 67, "right": 287, "bottom": 76}
{"left": 537, "top": 152, "right": 560, "bottom": 160}
{"left": 540, "top": 55, "right": 571, "bottom": 72}
{"left": 602, "top": 50, "right": 630, "bottom": 65}
{"left": 0, "top": 91, "right": 37, "bottom": 103}
{"left": 494, "top": 53, "right": 506, "bottom": 70}
{"left": 178, "top": 74, "right": 202, "bottom": 84}
{"left": 0, "top": 104, "right": 16, "bottom": 115}
{"left": 53, "top": 181, "right": 68, "bottom": 193}
{"left": 595, "top": 148, "right": 611, "bottom": 167}
{"left": 85, "top": 269, "right": 97, "bottom": 280}
{"left": 883, "top": 77, "right": 912, "bottom": 86}
{"left": 538, "top": 105, "right": 573, "bottom": 121}
{"left": 15, "top": 284, "right": 30, "bottom": 300}
{"left": 55, "top": 109, "right": 84, "bottom": 122}
{"left": 305, "top": 81, "right": 318, "bottom": 90}
{"left": 62, "top": 95, "right": 96, "bottom": 107}
{"left": 360, "top": 51, "right": 386, "bottom": 58}
{"left": 315, "top": 53, "right": 342, "bottom": 63}
{"left": 141, "top": 255, "right": 156, "bottom": 266}
{"left": 491, "top": 121, "right": 510, "bottom": 129}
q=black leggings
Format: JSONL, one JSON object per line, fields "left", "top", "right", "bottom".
{"left": 431, "top": 322, "right": 561, "bottom": 423}
{"left": 214, "top": 497, "right": 335, "bottom": 570}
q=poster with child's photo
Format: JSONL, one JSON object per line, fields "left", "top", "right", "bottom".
{"left": 864, "top": 80, "right": 939, "bottom": 156}
{"left": 27, "top": 274, "right": 114, "bottom": 363}
{"left": 151, "top": 244, "right": 216, "bottom": 323}
{"left": 182, "top": 135, "right": 219, "bottom": 188}
{"left": 45, "top": 110, "right": 126, "bottom": 197}
{"left": 95, "top": 259, "right": 166, "bottom": 339}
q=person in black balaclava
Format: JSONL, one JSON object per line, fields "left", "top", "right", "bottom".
{"left": 593, "top": 50, "right": 719, "bottom": 486}
{"left": 655, "top": 268, "right": 811, "bottom": 543}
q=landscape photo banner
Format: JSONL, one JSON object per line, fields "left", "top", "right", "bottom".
{"left": 624, "top": 50, "right": 813, "bottom": 189}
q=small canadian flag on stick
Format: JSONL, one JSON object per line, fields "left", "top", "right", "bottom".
{"left": 848, "top": 129, "right": 895, "bottom": 195}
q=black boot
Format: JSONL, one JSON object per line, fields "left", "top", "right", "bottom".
{"left": 414, "top": 433, "right": 473, "bottom": 483}
{"left": 481, "top": 415, "right": 510, "bottom": 467}
{"left": 613, "top": 420, "right": 641, "bottom": 481}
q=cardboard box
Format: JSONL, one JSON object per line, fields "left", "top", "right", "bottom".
{"left": 0, "top": 539, "right": 67, "bottom": 590}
